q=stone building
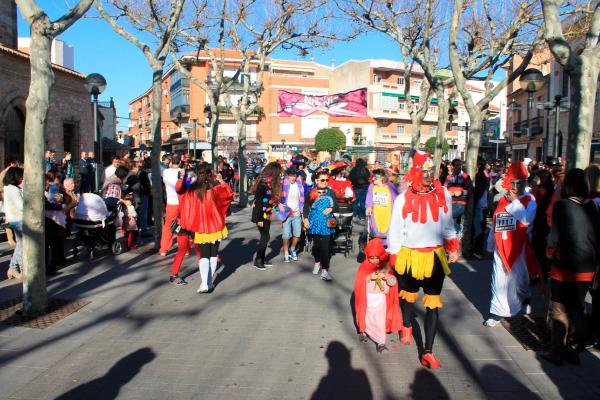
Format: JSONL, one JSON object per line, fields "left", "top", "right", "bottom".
{"left": 0, "top": 0, "right": 93, "bottom": 168}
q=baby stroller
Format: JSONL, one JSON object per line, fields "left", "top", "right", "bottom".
{"left": 332, "top": 202, "right": 355, "bottom": 257}
{"left": 72, "top": 193, "right": 124, "bottom": 260}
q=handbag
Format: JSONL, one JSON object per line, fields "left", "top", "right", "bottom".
{"left": 327, "top": 217, "right": 337, "bottom": 229}
{"left": 170, "top": 219, "right": 192, "bottom": 236}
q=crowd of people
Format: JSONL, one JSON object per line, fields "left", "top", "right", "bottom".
{"left": 2, "top": 146, "right": 599, "bottom": 370}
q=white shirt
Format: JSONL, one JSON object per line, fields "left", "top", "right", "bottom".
{"left": 387, "top": 187, "right": 456, "bottom": 254}
{"left": 287, "top": 183, "right": 301, "bottom": 216}
{"left": 3, "top": 185, "right": 23, "bottom": 222}
{"left": 162, "top": 168, "right": 181, "bottom": 205}
{"left": 75, "top": 193, "right": 108, "bottom": 221}
{"left": 104, "top": 165, "right": 117, "bottom": 182}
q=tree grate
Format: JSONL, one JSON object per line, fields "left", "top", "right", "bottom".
{"left": 0, "top": 297, "right": 90, "bottom": 329}
{"left": 501, "top": 315, "right": 550, "bottom": 352}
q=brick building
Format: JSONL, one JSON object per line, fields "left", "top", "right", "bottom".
{"left": 0, "top": 0, "right": 93, "bottom": 168}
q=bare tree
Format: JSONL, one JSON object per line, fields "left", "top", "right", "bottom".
{"left": 15, "top": 0, "right": 94, "bottom": 316}
{"left": 448, "top": 0, "right": 544, "bottom": 253}
{"left": 337, "top": 0, "right": 447, "bottom": 161}
{"left": 95, "top": 0, "right": 186, "bottom": 250}
{"left": 542, "top": 0, "right": 600, "bottom": 169}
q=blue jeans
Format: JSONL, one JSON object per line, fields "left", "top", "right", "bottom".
{"left": 8, "top": 221, "right": 22, "bottom": 272}
{"left": 452, "top": 203, "right": 465, "bottom": 238}
{"left": 353, "top": 188, "right": 367, "bottom": 220}
{"left": 282, "top": 216, "right": 302, "bottom": 240}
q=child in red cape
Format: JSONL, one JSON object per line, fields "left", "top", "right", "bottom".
{"left": 354, "top": 238, "right": 402, "bottom": 352}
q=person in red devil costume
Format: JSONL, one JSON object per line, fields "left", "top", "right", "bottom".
{"left": 484, "top": 161, "right": 540, "bottom": 326}
{"left": 354, "top": 238, "right": 402, "bottom": 353}
{"left": 387, "top": 151, "right": 459, "bottom": 369}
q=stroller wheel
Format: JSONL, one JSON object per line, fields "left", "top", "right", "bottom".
{"left": 111, "top": 241, "right": 123, "bottom": 255}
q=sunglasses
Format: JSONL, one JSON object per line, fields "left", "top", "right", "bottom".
{"left": 317, "top": 178, "right": 329, "bottom": 182}
{"left": 422, "top": 170, "right": 434, "bottom": 178}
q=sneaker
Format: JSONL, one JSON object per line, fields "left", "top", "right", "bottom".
{"left": 284, "top": 254, "right": 290, "bottom": 263}
{"left": 169, "top": 275, "right": 188, "bottom": 286}
{"left": 320, "top": 269, "right": 332, "bottom": 281}
{"left": 197, "top": 286, "right": 209, "bottom": 293}
{"left": 359, "top": 333, "right": 368, "bottom": 343}
{"left": 312, "top": 262, "right": 321, "bottom": 275}
{"left": 254, "top": 260, "right": 267, "bottom": 270}
{"left": 483, "top": 318, "right": 501, "bottom": 327}
{"left": 376, "top": 344, "right": 387, "bottom": 353}
{"left": 290, "top": 249, "right": 298, "bottom": 261}
{"left": 263, "top": 260, "right": 273, "bottom": 267}
{"left": 159, "top": 252, "right": 167, "bottom": 256}
{"left": 523, "top": 304, "right": 532, "bottom": 315}
{"left": 421, "top": 352, "right": 441, "bottom": 369}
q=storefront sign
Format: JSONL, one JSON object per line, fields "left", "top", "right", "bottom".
{"left": 512, "top": 143, "right": 528, "bottom": 150}
{"left": 278, "top": 88, "right": 367, "bottom": 117}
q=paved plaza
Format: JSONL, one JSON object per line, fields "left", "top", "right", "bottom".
{"left": 1, "top": 207, "right": 600, "bottom": 399}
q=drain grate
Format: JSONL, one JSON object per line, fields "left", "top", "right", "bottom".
{"left": 501, "top": 315, "right": 550, "bottom": 352}
{"left": 0, "top": 297, "right": 90, "bottom": 329}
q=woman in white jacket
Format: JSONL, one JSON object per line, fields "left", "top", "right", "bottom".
{"left": 3, "top": 167, "right": 23, "bottom": 280}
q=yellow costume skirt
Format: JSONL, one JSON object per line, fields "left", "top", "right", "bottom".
{"left": 395, "top": 246, "right": 451, "bottom": 280}
{"left": 194, "top": 227, "right": 228, "bottom": 244}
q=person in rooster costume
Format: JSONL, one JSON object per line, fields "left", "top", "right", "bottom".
{"left": 484, "top": 161, "right": 540, "bottom": 327}
{"left": 387, "top": 151, "right": 459, "bottom": 369}
{"left": 354, "top": 238, "right": 402, "bottom": 353}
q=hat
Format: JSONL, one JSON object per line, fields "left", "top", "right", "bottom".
{"left": 412, "top": 150, "right": 434, "bottom": 170}
{"left": 364, "top": 238, "right": 390, "bottom": 262}
{"left": 546, "top": 156, "right": 561, "bottom": 167}
{"left": 328, "top": 161, "right": 347, "bottom": 171}
{"left": 285, "top": 167, "right": 297, "bottom": 175}
{"left": 503, "top": 161, "right": 529, "bottom": 190}
{"left": 290, "top": 147, "right": 301, "bottom": 154}
{"left": 523, "top": 157, "right": 532, "bottom": 167}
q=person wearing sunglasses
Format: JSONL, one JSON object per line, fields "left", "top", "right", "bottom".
{"left": 387, "top": 151, "right": 459, "bottom": 369}
{"left": 303, "top": 170, "right": 339, "bottom": 281}
{"left": 485, "top": 161, "right": 542, "bottom": 328}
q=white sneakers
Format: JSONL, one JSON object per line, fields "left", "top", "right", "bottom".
{"left": 320, "top": 269, "right": 332, "bottom": 281}
{"left": 312, "top": 262, "right": 321, "bottom": 274}
{"left": 483, "top": 318, "right": 501, "bottom": 327}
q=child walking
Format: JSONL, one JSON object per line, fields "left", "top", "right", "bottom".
{"left": 354, "top": 238, "right": 402, "bottom": 352}
{"left": 122, "top": 193, "right": 138, "bottom": 251}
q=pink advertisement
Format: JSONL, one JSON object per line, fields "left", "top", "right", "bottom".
{"left": 278, "top": 88, "right": 367, "bottom": 117}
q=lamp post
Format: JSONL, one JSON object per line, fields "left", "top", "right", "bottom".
{"left": 84, "top": 73, "right": 107, "bottom": 193}
{"left": 519, "top": 68, "right": 545, "bottom": 143}
{"left": 553, "top": 94, "right": 563, "bottom": 158}
{"left": 281, "top": 139, "right": 286, "bottom": 160}
{"left": 191, "top": 118, "right": 197, "bottom": 159}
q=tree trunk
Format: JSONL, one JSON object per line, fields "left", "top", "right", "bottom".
{"left": 150, "top": 65, "right": 164, "bottom": 251}
{"left": 407, "top": 121, "right": 422, "bottom": 168}
{"left": 210, "top": 107, "right": 220, "bottom": 169}
{"left": 566, "top": 54, "right": 598, "bottom": 169}
{"left": 236, "top": 119, "right": 248, "bottom": 208}
{"left": 461, "top": 115, "right": 482, "bottom": 256}
{"left": 434, "top": 91, "right": 449, "bottom": 176}
{"left": 22, "top": 26, "right": 52, "bottom": 316}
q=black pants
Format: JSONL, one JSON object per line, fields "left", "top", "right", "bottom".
{"left": 591, "top": 288, "right": 600, "bottom": 340}
{"left": 312, "top": 235, "right": 331, "bottom": 270}
{"left": 255, "top": 220, "right": 271, "bottom": 261}
{"left": 199, "top": 241, "right": 220, "bottom": 259}
{"left": 549, "top": 279, "right": 589, "bottom": 354}
{"left": 45, "top": 218, "right": 66, "bottom": 271}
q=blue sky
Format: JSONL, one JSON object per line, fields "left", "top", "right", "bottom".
{"left": 16, "top": 2, "right": 402, "bottom": 130}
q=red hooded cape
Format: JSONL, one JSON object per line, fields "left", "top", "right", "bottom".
{"left": 354, "top": 239, "right": 402, "bottom": 333}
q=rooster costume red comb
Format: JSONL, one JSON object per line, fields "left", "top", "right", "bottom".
{"left": 402, "top": 151, "right": 448, "bottom": 223}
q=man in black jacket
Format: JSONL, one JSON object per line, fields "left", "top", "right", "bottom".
{"left": 348, "top": 158, "right": 370, "bottom": 222}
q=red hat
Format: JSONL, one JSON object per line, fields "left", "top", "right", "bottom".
{"left": 503, "top": 161, "right": 529, "bottom": 190}
{"left": 404, "top": 151, "right": 434, "bottom": 185}
{"left": 328, "top": 161, "right": 347, "bottom": 171}
{"left": 364, "top": 238, "right": 389, "bottom": 262}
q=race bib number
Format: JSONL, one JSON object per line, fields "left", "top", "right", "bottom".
{"left": 373, "top": 191, "right": 389, "bottom": 206}
{"left": 495, "top": 212, "right": 516, "bottom": 232}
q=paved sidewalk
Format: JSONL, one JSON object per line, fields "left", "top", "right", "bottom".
{"left": 1, "top": 207, "right": 599, "bottom": 399}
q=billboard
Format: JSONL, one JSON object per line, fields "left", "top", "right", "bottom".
{"left": 278, "top": 88, "right": 367, "bottom": 117}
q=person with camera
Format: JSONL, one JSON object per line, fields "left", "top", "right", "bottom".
{"left": 303, "top": 170, "right": 339, "bottom": 281}
{"left": 159, "top": 154, "right": 182, "bottom": 256}
{"left": 4, "top": 166, "right": 23, "bottom": 280}
{"left": 171, "top": 164, "right": 234, "bottom": 291}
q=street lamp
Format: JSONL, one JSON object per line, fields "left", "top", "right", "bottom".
{"left": 190, "top": 118, "right": 197, "bottom": 159}
{"left": 204, "top": 105, "right": 212, "bottom": 141}
{"left": 519, "top": 68, "right": 545, "bottom": 139}
{"left": 84, "top": 73, "right": 107, "bottom": 192}
{"left": 281, "top": 139, "right": 286, "bottom": 160}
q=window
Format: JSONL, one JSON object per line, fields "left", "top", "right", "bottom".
{"left": 382, "top": 95, "right": 399, "bottom": 111}
{"left": 398, "top": 100, "right": 405, "bottom": 110}
{"left": 279, "top": 123, "right": 294, "bottom": 135}
{"left": 397, "top": 76, "right": 405, "bottom": 85}
{"left": 428, "top": 105, "right": 437, "bottom": 114}
{"left": 397, "top": 124, "right": 405, "bottom": 134}
{"left": 429, "top": 127, "right": 437, "bottom": 136}
{"left": 413, "top": 80, "right": 422, "bottom": 88}
{"left": 374, "top": 74, "right": 381, "bottom": 83}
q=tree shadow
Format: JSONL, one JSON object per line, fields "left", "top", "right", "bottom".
{"left": 54, "top": 347, "right": 156, "bottom": 400}
{"left": 311, "top": 341, "right": 373, "bottom": 400}
{"left": 212, "top": 237, "right": 258, "bottom": 287}
{"left": 409, "top": 369, "right": 450, "bottom": 400}
{"left": 479, "top": 364, "right": 542, "bottom": 399}
{"left": 448, "top": 260, "right": 491, "bottom": 320}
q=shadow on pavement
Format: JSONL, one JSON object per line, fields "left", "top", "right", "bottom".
{"left": 311, "top": 341, "right": 372, "bottom": 400}
{"left": 54, "top": 347, "right": 156, "bottom": 400}
{"left": 410, "top": 369, "right": 450, "bottom": 399}
{"left": 213, "top": 237, "right": 258, "bottom": 287}
{"left": 449, "top": 259, "right": 491, "bottom": 320}
{"left": 479, "top": 364, "right": 542, "bottom": 399}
